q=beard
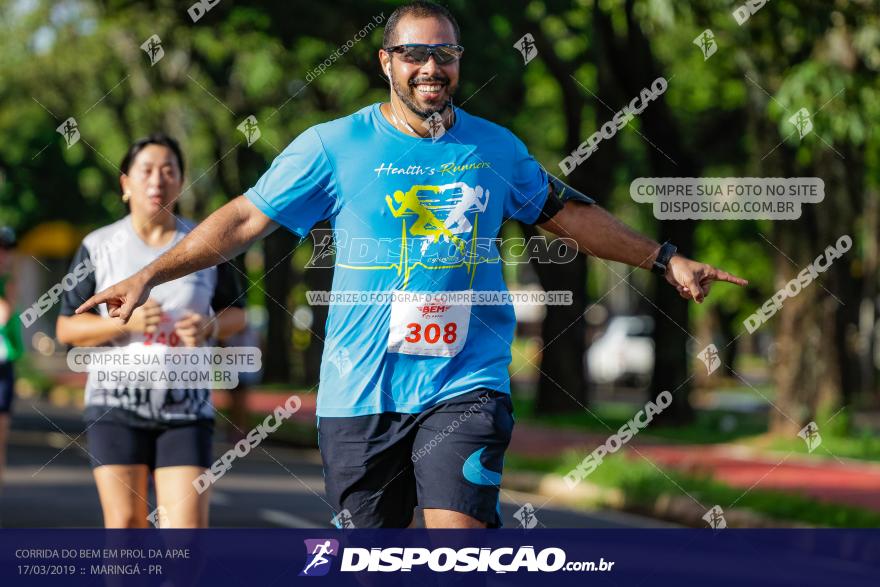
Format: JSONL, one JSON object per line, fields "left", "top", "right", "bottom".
{"left": 391, "top": 71, "right": 458, "bottom": 118}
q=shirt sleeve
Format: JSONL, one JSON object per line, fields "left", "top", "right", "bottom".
{"left": 244, "top": 126, "right": 339, "bottom": 237}
{"left": 504, "top": 129, "right": 550, "bottom": 224}
{"left": 59, "top": 244, "right": 98, "bottom": 316}
{"left": 210, "top": 261, "right": 246, "bottom": 312}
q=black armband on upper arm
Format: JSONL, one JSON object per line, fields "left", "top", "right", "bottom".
{"left": 532, "top": 175, "right": 596, "bottom": 224}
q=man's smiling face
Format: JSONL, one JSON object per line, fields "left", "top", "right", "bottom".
{"left": 381, "top": 15, "right": 460, "bottom": 118}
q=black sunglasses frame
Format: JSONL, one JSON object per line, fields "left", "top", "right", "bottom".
{"left": 383, "top": 43, "right": 465, "bottom": 65}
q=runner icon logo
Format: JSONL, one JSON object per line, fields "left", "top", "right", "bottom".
{"left": 693, "top": 29, "right": 717, "bottom": 60}
{"left": 146, "top": 506, "right": 169, "bottom": 529}
{"left": 331, "top": 509, "right": 356, "bottom": 529}
{"left": 140, "top": 34, "right": 165, "bottom": 66}
{"left": 300, "top": 539, "right": 340, "bottom": 577}
{"left": 422, "top": 112, "right": 446, "bottom": 141}
{"left": 326, "top": 348, "right": 353, "bottom": 378}
{"left": 514, "top": 33, "right": 538, "bottom": 65}
{"left": 788, "top": 108, "right": 813, "bottom": 139}
{"left": 797, "top": 421, "right": 822, "bottom": 453}
{"left": 703, "top": 505, "right": 727, "bottom": 530}
{"left": 57, "top": 117, "right": 80, "bottom": 148}
{"left": 697, "top": 344, "right": 721, "bottom": 375}
{"left": 237, "top": 115, "right": 261, "bottom": 147}
{"left": 514, "top": 503, "right": 539, "bottom": 529}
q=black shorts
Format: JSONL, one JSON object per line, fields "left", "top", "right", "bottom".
{"left": 318, "top": 388, "right": 514, "bottom": 528}
{"left": 86, "top": 419, "right": 214, "bottom": 470}
{"left": 0, "top": 361, "right": 13, "bottom": 414}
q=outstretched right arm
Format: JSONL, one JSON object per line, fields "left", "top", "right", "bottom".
{"left": 76, "top": 195, "right": 278, "bottom": 322}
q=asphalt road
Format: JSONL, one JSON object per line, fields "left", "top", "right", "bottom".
{"left": 0, "top": 397, "right": 674, "bottom": 529}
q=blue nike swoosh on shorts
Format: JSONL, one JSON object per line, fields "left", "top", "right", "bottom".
{"left": 462, "top": 447, "right": 502, "bottom": 486}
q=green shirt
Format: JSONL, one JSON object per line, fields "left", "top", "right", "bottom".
{"left": 0, "top": 274, "right": 23, "bottom": 363}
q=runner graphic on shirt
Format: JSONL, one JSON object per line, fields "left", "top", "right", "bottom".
{"left": 386, "top": 185, "right": 466, "bottom": 252}
{"left": 385, "top": 182, "right": 490, "bottom": 255}
{"left": 439, "top": 181, "right": 489, "bottom": 235}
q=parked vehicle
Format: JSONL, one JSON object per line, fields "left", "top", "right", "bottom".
{"left": 587, "top": 315, "right": 655, "bottom": 386}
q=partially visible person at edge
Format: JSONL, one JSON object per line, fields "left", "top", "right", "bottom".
{"left": 0, "top": 226, "right": 23, "bottom": 523}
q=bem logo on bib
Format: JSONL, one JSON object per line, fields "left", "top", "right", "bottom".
{"left": 418, "top": 304, "right": 451, "bottom": 318}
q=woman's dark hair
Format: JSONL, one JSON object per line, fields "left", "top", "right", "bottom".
{"left": 119, "top": 133, "right": 185, "bottom": 189}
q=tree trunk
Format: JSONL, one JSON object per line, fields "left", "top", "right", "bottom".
{"left": 770, "top": 147, "right": 861, "bottom": 434}
{"left": 716, "top": 306, "right": 740, "bottom": 377}
{"left": 859, "top": 187, "right": 879, "bottom": 401}
{"left": 595, "top": 0, "right": 700, "bottom": 423}
{"left": 524, "top": 226, "right": 589, "bottom": 414}
{"left": 524, "top": 18, "right": 624, "bottom": 414}
{"left": 262, "top": 228, "right": 297, "bottom": 383}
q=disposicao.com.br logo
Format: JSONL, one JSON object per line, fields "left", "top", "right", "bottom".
{"left": 299, "top": 539, "right": 614, "bottom": 575}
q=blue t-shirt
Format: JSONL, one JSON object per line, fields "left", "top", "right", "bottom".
{"left": 245, "top": 103, "right": 549, "bottom": 417}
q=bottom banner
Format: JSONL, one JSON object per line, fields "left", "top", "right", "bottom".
{"left": 1, "top": 529, "right": 878, "bottom": 586}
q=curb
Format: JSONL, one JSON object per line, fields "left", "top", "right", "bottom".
{"left": 503, "top": 470, "right": 812, "bottom": 528}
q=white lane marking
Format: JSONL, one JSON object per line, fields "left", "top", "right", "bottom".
{"left": 259, "top": 509, "right": 318, "bottom": 528}
{"left": 211, "top": 491, "right": 231, "bottom": 506}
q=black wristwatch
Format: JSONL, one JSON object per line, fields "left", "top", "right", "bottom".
{"left": 651, "top": 241, "right": 677, "bottom": 276}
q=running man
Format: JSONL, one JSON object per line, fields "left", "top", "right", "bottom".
{"left": 76, "top": 1, "right": 747, "bottom": 528}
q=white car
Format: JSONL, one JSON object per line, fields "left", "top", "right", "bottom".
{"left": 587, "top": 316, "right": 655, "bottom": 386}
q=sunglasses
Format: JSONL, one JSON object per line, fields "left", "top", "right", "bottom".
{"left": 384, "top": 43, "right": 464, "bottom": 65}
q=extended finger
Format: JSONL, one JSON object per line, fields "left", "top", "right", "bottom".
{"left": 76, "top": 290, "right": 113, "bottom": 314}
{"left": 710, "top": 268, "right": 748, "bottom": 287}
